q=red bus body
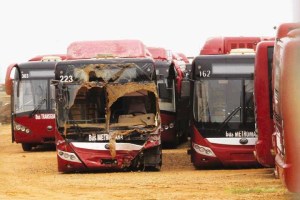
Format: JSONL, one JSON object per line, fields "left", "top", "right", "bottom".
{"left": 253, "top": 41, "right": 275, "bottom": 167}
{"left": 273, "top": 23, "right": 300, "bottom": 193}
{"left": 176, "top": 52, "right": 189, "bottom": 64}
{"left": 67, "top": 40, "right": 151, "bottom": 59}
{"left": 190, "top": 37, "right": 262, "bottom": 168}
{"left": 28, "top": 54, "right": 67, "bottom": 61}
{"left": 5, "top": 55, "right": 66, "bottom": 151}
{"left": 200, "top": 36, "right": 271, "bottom": 55}
{"left": 54, "top": 40, "right": 162, "bottom": 172}
{"left": 149, "top": 47, "right": 190, "bottom": 147}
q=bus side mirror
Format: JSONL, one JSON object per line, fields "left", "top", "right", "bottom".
{"left": 181, "top": 79, "right": 190, "bottom": 98}
{"left": 158, "top": 83, "right": 171, "bottom": 100}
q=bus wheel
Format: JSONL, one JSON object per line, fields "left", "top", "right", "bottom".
{"left": 143, "top": 145, "right": 162, "bottom": 171}
{"left": 144, "top": 164, "right": 161, "bottom": 171}
{"left": 22, "top": 143, "right": 32, "bottom": 151}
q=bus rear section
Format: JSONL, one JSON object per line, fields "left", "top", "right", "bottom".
{"left": 6, "top": 61, "right": 58, "bottom": 151}
{"left": 190, "top": 54, "right": 259, "bottom": 168}
{"left": 273, "top": 26, "right": 300, "bottom": 193}
{"left": 53, "top": 40, "right": 162, "bottom": 172}
{"left": 253, "top": 41, "right": 275, "bottom": 167}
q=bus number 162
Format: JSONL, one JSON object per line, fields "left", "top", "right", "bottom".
{"left": 199, "top": 70, "right": 211, "bottom": 78}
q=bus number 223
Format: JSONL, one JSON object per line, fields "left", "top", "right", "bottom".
{"left": 60, "top": 75, "right": 73, "bottom": 82}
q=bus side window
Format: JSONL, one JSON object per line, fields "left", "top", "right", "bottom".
{"left": 158, "top": 83, "right": 171, "bottom": 100}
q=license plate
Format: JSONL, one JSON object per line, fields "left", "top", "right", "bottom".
{"left": 88, "top": 134, "right": 123, "bottom": 142}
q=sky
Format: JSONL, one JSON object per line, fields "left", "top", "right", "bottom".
{"left": 0, "top": 0, "right": 294, "bottom": 83}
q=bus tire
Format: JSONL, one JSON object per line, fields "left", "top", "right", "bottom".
{"left": 143, "top": 145, "right": 162, "bottom": 171}
{"left": 22, "top": 143, "right": 32, "bottom": 151}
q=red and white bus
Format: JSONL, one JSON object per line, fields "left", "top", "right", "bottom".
{"left": 253, "top": 40, "right": 275, "bottom": 167}
{"left": 272, "top": 23, "right": 300, "bottom": 193}
{"left": 53, "top": 40, "right": 162, "bottom": 172}
{"left": 5, "top": 55, "right": 66, "bottom": 151}
{"left": 148, "top": 47, "right": 190, "bottom": 147}
{"left": 189, "top": 37, "right": 263, "bottom": 168}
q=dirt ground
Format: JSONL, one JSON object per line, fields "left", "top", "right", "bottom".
{"left": 0, "top": 124, "right": 298, "bottom": 200}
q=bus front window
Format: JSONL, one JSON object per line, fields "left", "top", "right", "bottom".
{"left": 14, "top": 80, "right": 48, "bottom": 114}
{"left": 193, "top": 79, "right": 254, "bottom": 130}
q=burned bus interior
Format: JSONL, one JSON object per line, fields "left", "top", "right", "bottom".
{"left": 54, "top": 59, "right": 159, "bottom": 142}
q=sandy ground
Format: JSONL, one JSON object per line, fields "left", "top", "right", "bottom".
{"left": 0, "top": 124, "right": 297, "bottom": 200}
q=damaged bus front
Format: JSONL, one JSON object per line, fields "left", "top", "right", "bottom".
{"left": 53, "top": 58, "right": 162, "bottom": 172}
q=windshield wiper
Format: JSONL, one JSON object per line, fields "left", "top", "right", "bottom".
{"left": 29, "top": 98, "right": 47, "bottom": 118}
{"left": 217, "top": 106, "right": 241, "bottom": 133}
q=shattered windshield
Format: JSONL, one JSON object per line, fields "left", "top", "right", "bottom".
{"left": 57, "top": 83, "right": 158, "bottom": 135}
{"left": 55, "top": 59, "right": 159, "bottom": 143}
{"left": 58, "top": 61, "right": 156, "bottom": 84}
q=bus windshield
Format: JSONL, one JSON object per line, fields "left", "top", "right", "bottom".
{"left": 56, "top": 83, "right": 158, "bottom": 139}
{"left": 55, "top": 59, "right": 159, "bottom": 141}
{"left": 193, "top": 79, "right": 254, "bottom": 126}
{"left": 58, "top": 61, "right": 156, "bottom": 83}
{"left": 14, "top": 80, "right": 50, "bottom": 114}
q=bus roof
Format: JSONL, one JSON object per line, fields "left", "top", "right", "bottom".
{"left": 200, "top": 36, "right": 272, "bottom": 55}
{"left": 147, "top": 47, "right": 168, "bottom": 60}
{"left": 17, "top": 61, "right": 57, "bottom": 70}
{"left": 176, "top": 52, "right": 189, "bottom": 64}
{"left": 67, "top": 40, "right": 150, "bottom": 59}
{"left": 194, "top": 54, "right": 255, "bottom": 62}
{"left": 29, "top": 54, "right": 67, "bottom": 61}
{"left": 276, "top": 23, "right": 300, "bottom": 39}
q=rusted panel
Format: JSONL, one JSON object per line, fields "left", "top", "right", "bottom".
{"left": 73, "top": 63, "right": 137, "bottom": 83}
{"left": 63, "top": 60, "right": 160, "bottom": 158}
{"left": 106, "top": 82, "right": 158, "bottom": 108}
{"left": 63, "top": 81, "right": 160, "bottom": 158}
{"left": 106, "top": 82, "right": 159, "bottom": 158}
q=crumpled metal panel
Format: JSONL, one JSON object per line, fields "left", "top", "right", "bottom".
{"left": 106, "top": 82, "right": 159, "bottom": 158}
{"left": 74, "top": 63, "right": 137, "bottom": 83}
{"left": 63, "top": 82, "right": 160, "bottom": 158}
{"left": 106, "top": 82, "right": 158, "bottom": 108}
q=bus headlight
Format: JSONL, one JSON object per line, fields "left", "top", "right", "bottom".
{"left": 70, "top": 155, "right": 77, "bottom": 161}
{"left": 192, "top": 143, "right": 216, "bottom": 157}
{"left": 57, "top": 150, "right": 81, "bottom": 163}
{"left": 169, "top": 123, "right": 174, "bottom": 129}
{"left": 14, "top": 122, "right": 31, "bottom": 134}
{"left": 16, "top": 124, "right": 21, "bottom": 130}
{"left": 161, "top": 122, "right": 175, "bottom": 131}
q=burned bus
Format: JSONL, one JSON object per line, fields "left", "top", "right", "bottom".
{"left": 53, "top": 40, "right": 162, "bottom": 172}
